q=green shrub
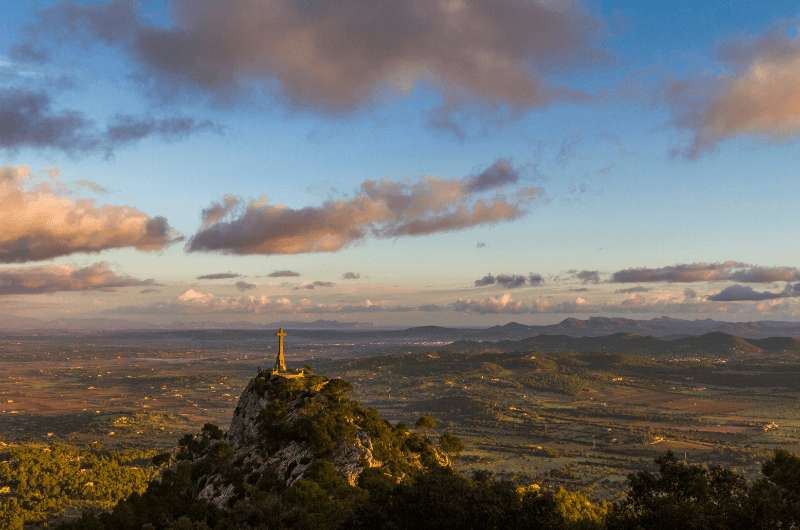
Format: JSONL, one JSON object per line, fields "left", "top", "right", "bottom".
{"left": 414, "top": 416, "right": 438, "bottom": 430}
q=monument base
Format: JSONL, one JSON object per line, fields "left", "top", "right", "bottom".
{"left": 271, "top": 369, "right": 305, "bottom": 379}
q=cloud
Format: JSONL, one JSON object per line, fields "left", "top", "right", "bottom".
{"left": 570, "top": 269, "right": 600, "bottom": 284}
{"left": 611, "top": 262, "right": 800, "bottom": 283}
{"left": 178, "top": 288, "right": 216, "bottom": 304}
{"left": 452, "top": 293, "right": 532, "bottom": 314}
{"left": 669, "top": 24, "right": 800, "bottom": 157}
{"left": 9, "top": 42, "right": 49, "bottom": 63}
{"left": 341, "top": 272, "right": 360, "bottom": 280}
{"left": 187, "top": 159, "right": 538, "bottom": 256}
{"left": 197, "top": 272, "right": 241, "bottom": 280}
{"left": 463, "top": 159, "right": 519, "bottom": 192}
{"left": 0, "top": 262, "right": 155, "bottom": 295}
{"left": 164, "top": 288, "right": 305, "bottom": 314}
{"left": 35, "top": 0, "right": 604, "bottom": 127}
{"left": 267, "top": 270, "right": 301, "bottom": 278}
{"left": 295, "top": 281, "right": 336, "bottom": 290}
{"left": 474, "top": 274, "right": 496, "bottom": 287}
{"left": 496, "top": 274, "right": 528, "bottom": 289}
{"left": 0, "top": 87, "right": 95, "bottom": 153}
{"left": 527, "top": 273, "right": 545, "bottom": 287}
{"left": 0, "top": 86, "right": 218, "bottom": 155}
{"left": 103, "top": 114, "right": 220, "bottom": 151}
{"left": 0, "top": 165, "right": 180, "bottom": 262}
{"left": 616, "top": 286, "right": 650, "bottom": 294}
{"left": 707, "top": 283, "right": 800, "bottom": 302}
{"left": 73, "top": 179, "right": 108, "bottom": 194}
{"left": 452, "top": 293, "right": 590, "bottom": 315}
{"left": 473, "top": 272, "right": 544, "bottom": 288}
{"left": 235, "top": 280, "right": 256, "bottom": 292}
{"left": 729, "top": 266, "right": 800, "bottom": 283}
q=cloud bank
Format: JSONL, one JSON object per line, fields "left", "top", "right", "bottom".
{"left": 112, "top": 284, "right": 800, "bottom": 319}
{"left": 0, "top": 262, "right": 155, "bottom": 295}
{"left": 235, "top": 280, "right": 257, "bottom": 292}
{"left": 569, "top": 270, "right": 600, "bottom": 284}
{"left": 0, "top": 87, "right": 94, "bottom": 153}
{"left": 197, "top": 272, "right": 241, "bottom": 280}
{"left": 295, "top": 281, "right": 336, "bottom": 290}
{"left": 187, "top": 159, "right": 538, "bottom": 256}
{"left": 474, "top": 272, "right": 544, "bottom": 288}
{"left": 611, "top": 262, "right": 800, "bottom": 283}
{"left": 0, "top": 166, "right": 180, "bottom": 262}
{"left": 32, "top": 0, "right": 603, "bottom": 128}
{"left": 267, "top": 270, "right": 301, "bottom": 278}
{"left": 0, "top": 87, "right": 218, "bottom": 155}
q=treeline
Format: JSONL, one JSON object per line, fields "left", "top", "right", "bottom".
{"left": 52, "top": 448, "right": 800, "bottom": 530}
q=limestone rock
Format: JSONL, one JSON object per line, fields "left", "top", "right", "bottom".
{"left": 181, "top": 370, "right": 447, "bottom": 511}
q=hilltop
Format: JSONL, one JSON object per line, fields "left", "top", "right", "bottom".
{"left": 195, "top": 370, "right": 450, "bottom": 508}
{"left": 56, "top": 370, "right": 463, "bottom": 529}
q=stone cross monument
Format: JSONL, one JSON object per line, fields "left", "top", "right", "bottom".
{"left": 273, "top": 327, "right": 287, "bottom": 373}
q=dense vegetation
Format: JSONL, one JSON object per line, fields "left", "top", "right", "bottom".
{"left": 51, "top": 447, "right": 800, "bottom": 530}
{"left": 0, "top": 443, "right": 159, "bottom": 527}
{"left": 252, "top": 373, "right": 447, "bottom": 472}
{"left": 46, "top": 447, "right": 800, "bottom": 529}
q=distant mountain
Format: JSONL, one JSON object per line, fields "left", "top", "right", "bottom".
{"left": 443, "top": 316, "right": 800, "bottom": 341}
{"left": 5, "top": 315, "right": 800, "bottom": 341}
{"left": 445, "top": 331, "right": 800, "bottom": 357}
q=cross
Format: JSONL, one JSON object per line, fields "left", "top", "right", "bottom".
{"left": 274, "top": 327, "right": 287, "bottom": 373}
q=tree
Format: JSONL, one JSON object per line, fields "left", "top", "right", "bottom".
{"left": 742, "top": 449, "right": 800, "bottom": 529}
{"left": 608, "top": 451, "right": 748, "bottom": 530}
{"left": 439, "top": 433, "right": 464, "bottom": 456}
{"left": 414, "top": 416, "right": 438, "bottom": 430}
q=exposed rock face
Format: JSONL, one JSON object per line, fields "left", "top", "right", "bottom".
{"left": 226, "top": 376, "right": 268, "bottom": 448}
{"left": 225, "top": 374, "right": 383, "bottom": 486}
{"left": 182, "top": 371, "right": 447, "bottom": 510}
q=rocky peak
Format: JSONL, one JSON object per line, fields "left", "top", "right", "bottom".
{"left": 181, "top": 370, "right": 449, "bottom": 510}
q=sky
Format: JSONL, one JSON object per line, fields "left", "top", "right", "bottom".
{"left": 2, "top": 0, "right": 800, "bottom": 328}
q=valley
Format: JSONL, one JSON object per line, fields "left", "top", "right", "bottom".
{"left": 2, "top": 325, "right": 800, "bottom": 500}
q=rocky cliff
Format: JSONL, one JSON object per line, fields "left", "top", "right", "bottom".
{"left": 179, "top": 370, "right": 449, "bottom": 510}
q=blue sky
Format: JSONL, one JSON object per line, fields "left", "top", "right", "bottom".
{"left": 2, "top": 1, "right": 800, "bottom": 327}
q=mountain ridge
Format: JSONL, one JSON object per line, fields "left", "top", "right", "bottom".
{"left": 6, "top": 316, "right": 800, "bottom": 339}
{"left": 444, "top": 330, "right": 800, "bottom": 357}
